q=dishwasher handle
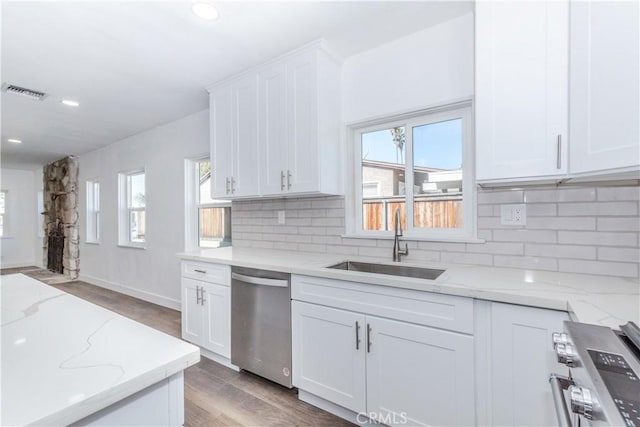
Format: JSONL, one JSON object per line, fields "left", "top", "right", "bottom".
{"left": 232, "top": 272, "right": 289, "bottom": 288}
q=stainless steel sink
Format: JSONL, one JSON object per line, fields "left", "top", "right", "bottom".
{"left": 327, "top": 261, "right": 445, "bottom": 280}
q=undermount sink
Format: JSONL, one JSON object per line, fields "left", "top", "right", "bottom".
{"left": 327, "top": 261, "right": 445, "bottom": 281}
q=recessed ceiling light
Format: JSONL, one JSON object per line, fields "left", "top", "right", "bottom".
{"left": 192, "top": 3, "right": 219, "bottom": 20}
{"left": 61, "top": 99, "right": 79, "bottom": 107}
{"left": 8, "top": 138, "right": 22, "bottom": 144}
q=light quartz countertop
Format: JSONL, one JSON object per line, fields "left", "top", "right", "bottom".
{"left": 1, "top": 274, "right": 200, "bottom": 427}
{"left": 179, "top": 247, "right": 640, "bottom": 329}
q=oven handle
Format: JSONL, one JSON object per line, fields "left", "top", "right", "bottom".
{"left": 231, "top": 273, "right": 289, "bottom": 288}
{"left": 549, "top": 373, "right": 575, "bottom": 427}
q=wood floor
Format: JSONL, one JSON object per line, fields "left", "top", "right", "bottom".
{"left": 2, "top": 267, "right": 353, "bottom": 427}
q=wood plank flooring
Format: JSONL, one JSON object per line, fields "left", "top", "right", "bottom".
{"left": 1, "top": 267, "right": 353, "bottom": 427}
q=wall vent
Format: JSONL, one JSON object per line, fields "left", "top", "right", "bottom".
{"left": 1, "top": 83, "right": 48, "bottom": 101}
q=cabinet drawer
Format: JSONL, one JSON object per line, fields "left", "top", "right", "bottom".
{"left": 181, "top": 261, "right": 230, "bottom": 286}
{"left": 292, "top": 275, "right": 474, "bottom": 334}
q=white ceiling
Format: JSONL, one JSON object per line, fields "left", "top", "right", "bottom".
{"left": 1, "top": 1, "right": 473, "bottom": 168}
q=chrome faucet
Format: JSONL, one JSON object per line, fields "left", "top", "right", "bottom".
{"left": 392, "top": 208, "right": 409, "bottom": 262}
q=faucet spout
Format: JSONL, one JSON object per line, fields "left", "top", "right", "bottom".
{"left": 392, "top": 208, "right": 408, "bottom": 262}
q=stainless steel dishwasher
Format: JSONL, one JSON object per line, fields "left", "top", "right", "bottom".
{"left": 231, "top": 266, "right": 292, "bottom": 388}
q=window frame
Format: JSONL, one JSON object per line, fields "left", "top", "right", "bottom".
{"left": 346, "top": 101, "right": 477, "bottom": 242}
{"left": 184, "top": 157, "right": 231, "bottom": 251}
{"left": 0, "top": 190, "right": 8, "bottom": 238}
{"left": 118, "top": 169, "right": 146, "bottom": 248}
{"left": 85, "top": 179, "right": 100, "bottom": 244}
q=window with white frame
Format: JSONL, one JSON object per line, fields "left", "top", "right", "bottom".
{"left": 118, "top": 170, "right": 146, "bottom": 246}
{"left": 86, "top": 179, "right": 100, "bottom": 243}
{"left": 186, "top": 158, "right": 231, "bottom": 249}
{"left": 0, "top": 190, "right": 7, "bottom": 237}
{"left": 350, "top": 103, "right": 475, "bottom": 240}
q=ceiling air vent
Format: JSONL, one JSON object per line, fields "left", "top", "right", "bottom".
{"left": 1, "top": 83, "right": 48, "bottom": 101}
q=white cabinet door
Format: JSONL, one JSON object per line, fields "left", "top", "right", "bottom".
{"left": 258, "top": 61, "right": 289, "bottom": 196}
{"left": 181, "top": 278, "right": 204, "bottom": 345}
{"left": 209, "top": 88, "right": 234, "bottom": 198}
{"left": 286, "top": 50, "right": 320, "bottom": 194}
{"left": 202, "top": 283, "right": 230, "bottom": 358}
{"left": 490, "top": 303, "right": 569, "bottom": 426}
{"left": 292, "top": 301, "right": 367, "bottom": 413}
{"left": 366, "top": 316, "right": 475, "bottom": 426}
{"left": 570, "top": 1, "right": 640, "bottom": 175}
{"left": 231, "top": 74, "right": 260, "bottom": 197}
{"left": 476, "top": 0, "right": 569, "bottom": 181}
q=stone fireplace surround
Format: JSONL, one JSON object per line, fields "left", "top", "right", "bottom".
{"left": 43, "top": 156, "right": 79, "bottom": 279}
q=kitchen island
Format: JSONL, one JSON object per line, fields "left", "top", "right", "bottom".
{"left": 1, "top": 273, "right": 200, "bottom": 426}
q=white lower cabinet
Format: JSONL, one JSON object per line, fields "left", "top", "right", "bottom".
{"left": 489, "top": 302, "right": 569, "bottom": 426}
{"left": 292, "top": 302, "right": 366, "bottom": 413}
{"left": 292, "top": 300, "right": 475, "bottom": 426}
{"left": 180, "top": 264, "right": 231, "bottom": 360}
{"left": 366, "top": 316, "right": 475, "bottom": 426}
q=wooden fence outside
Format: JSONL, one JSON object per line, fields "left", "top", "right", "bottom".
{"left": 199, "top": 207, "right": 225, "bottom": 238}
{"left": 363, "top": 197, "right": 462, "bottom": 231}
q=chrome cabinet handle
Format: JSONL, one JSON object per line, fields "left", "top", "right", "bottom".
{"left": 287, "top": 170, "right": 292, "bottom": 190}
{"left": 549, "top": 374, "right": 574, "bottom": 427}
{"left": 231, "top": 177, "right": 236, "bottom": 194}
{"left": 194, "top": 269, "right": 206, "bottom": 274}
{"left": 280, "top": 171, "right": 285, "bottom": 191}
{"left": 367, "top": 324, "right": 372, "bottom": 353}
{"left": 196, "top": 286, "right": 201, "bottom": 305}
{"left": 355, "top": 321, "right": 361, "bottom": 350}
{"left": 225, "top": 177, "right": 230, "bottom": 194}
{"left": 200, "top": 287, "right": 206, "bottom": 305}
{"left": 557, "top": 135, "right": 562, "bottom": 170}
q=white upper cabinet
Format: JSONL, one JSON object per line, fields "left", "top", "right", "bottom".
{"left": 209, "top": 74, "right": 259, "bottom": 199}
{"left": 569, "top": 1, "right": 640, "bottom": 176}
{"left": 209, "top": 40, "right": 341, "bottom": 200}
{"left": 476, "top": 1, "right": 569, "bottom": 182}
{"left": 259, "top": 43, "right": 342, "bottom": 197}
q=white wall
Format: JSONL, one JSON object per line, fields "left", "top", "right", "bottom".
{"left": 342, "top": 13, "right": 474, "bottom": 124}
{"left": 78, "top": 110, "right": 209, "bottom": 309}
{"left": 1, "top": 167, "right": 43, "bottom": 268}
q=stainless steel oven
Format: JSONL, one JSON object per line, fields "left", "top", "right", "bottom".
{"left": 549, "top": 321, "right": 640, "bottom": 426}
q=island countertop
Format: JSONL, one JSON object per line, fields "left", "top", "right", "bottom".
{"left": 1, "top": 273, "right": 200, "bottom": 426}
{"left": 178, "top": 247, "right": 640, "bottom": 329}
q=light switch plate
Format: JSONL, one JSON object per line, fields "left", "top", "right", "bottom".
{"left": 277, "top": 210, "right": 286, "bottom": 225}
{"left": 500, "top": 204, "right": 526, "bottom": 226}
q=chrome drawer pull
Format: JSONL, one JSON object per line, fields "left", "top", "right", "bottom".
{"left": 194, "top": 269, "right": 207, "bottom": 274}
{"left": 549, "top": 373, "right": 574, "bottom": 427}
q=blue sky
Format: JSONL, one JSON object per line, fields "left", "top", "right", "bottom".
{"left": 361, "top": 119, "right": 462, "bottom": 170}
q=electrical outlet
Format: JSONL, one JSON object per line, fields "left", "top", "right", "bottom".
{"left": 277, "top": 210, "right": 286, "bottom": 225}
{"left": 500, "top": 204, "right": 527, "bottom": 226}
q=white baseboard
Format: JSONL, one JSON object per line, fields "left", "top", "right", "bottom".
{"left": 298, "top": 390, "right": 375, "bottom": 426}
{"left": 1, "top": 261, "right": 37, "bottom": 269}
{"left": 78, "top": 274, "right": 181, "bottom": 311}
{"left": 200, "top": 348, "right": 239, "bottom": 372}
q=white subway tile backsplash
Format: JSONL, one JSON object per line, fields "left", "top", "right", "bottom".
{"left": 558, "top": 202, "right": 638, "bottom": 216}
{"left": 232, "top": 185, "right": 640, "bottom": 279}
{"left": 526, "top": 217, "right": 596, "bottom": 231}
{"left": 441, "top": 252, "right": 494, "bottom": 266}
{"left": 559, "top": 259, "right": 639, "bottom": 278}
{"left": 477, "top": 190, "right": 523, "bottom": 204}
{"left": 467, "top": 242, "right": 524, "bottom": 255}
{"left": 597, "top": 217, "right": 640, "bottom": 232}
{"left": 558, "top": 231, "right": 637, "bottom": 247}
{"left": 597, "top": 247, "right": 640, "bottom": 263}
{"left": 597, "top": 187, "right": 640, "bottom": 201}
{"left": 493, "top": 229, "right": 557, "bottom": 243}
{"left": 493, "top": 255, "right": 558, "bottom": 271}
{"left": 525, "top": 244, "right": 597, "bottom": 260}
{"left": 524, "top": 188, "right": 596, "bottom": 203}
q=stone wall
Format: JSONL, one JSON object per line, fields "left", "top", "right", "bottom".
{"left": 43, "top": 156, "right": 79, "bottom": 279}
